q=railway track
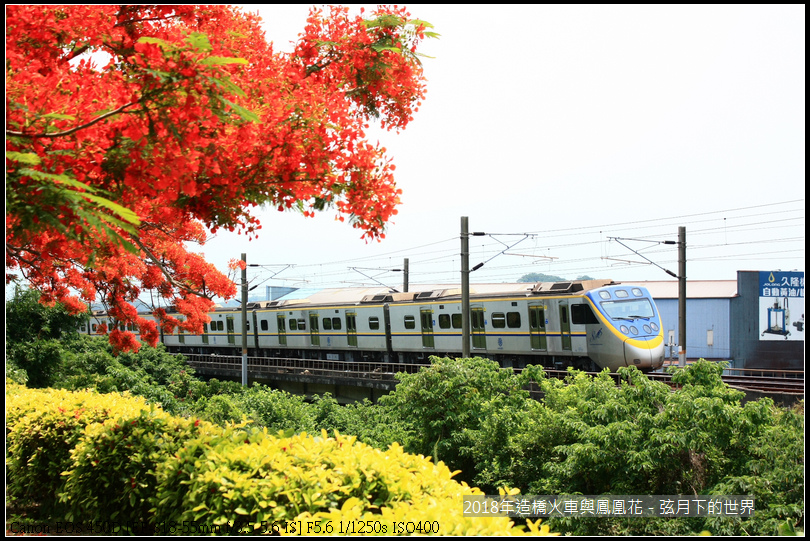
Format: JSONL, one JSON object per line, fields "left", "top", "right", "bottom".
{"left": 720, "top": 375, "right": 804, "bottom": 394}
{"left": 182, "top": 353, "right": 804, "bottom": 396}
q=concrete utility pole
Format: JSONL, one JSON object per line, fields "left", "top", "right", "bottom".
{"left": 461, "top": 217, "right": 471, "bottom": 358}
{"left": 241, "top": 252, "right": 248, "bottom": 386}
{"left": 403, "top": 258, "right": 409, "bottom": 293}
{"left": 678, "top": 226, "right": 687, "bottom": 367}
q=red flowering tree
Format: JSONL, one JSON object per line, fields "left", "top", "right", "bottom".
{"left": 6, "top": 5, "right": 435, "bottom": 351}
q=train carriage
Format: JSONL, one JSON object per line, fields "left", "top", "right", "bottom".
{"left": 87, "top": 280, "right": 665, "bottom": 372}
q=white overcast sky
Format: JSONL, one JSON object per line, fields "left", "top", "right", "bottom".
{"left": 200, "top": 4, "right": 804, "bottom": 294}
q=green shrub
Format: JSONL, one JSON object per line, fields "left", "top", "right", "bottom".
{"left": 61, "top": 408, "right": 217, "bottom": 527}
{"left": 154, "top": 428, "right": 551, "bottom": 536}
{"left": 6, "top": 385, "right": 151, "bottom": 514}
{"left": 196, "top": 393, "right": 248, "bottom": 425}
{"left": 310, "top": 394, "right": 410, "bottom": 451}
{"left": 528, "top": 361, "right": 804, "bottom": 535}
{"left": 380, "top": 356, "right": 534, "bottom": 486}
{"left": 7, "top": 384, "right": 556, "bottom": 536}
{"left": 236, "top": 384, "right": 317, "bottom": 432}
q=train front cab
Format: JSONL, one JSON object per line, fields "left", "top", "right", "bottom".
{"left": 585, "top": 286, "right": 665, "bottom": 372}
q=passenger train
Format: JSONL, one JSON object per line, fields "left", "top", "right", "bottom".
{"left": 85, "top": 280, "right": 666, "bottom": 372}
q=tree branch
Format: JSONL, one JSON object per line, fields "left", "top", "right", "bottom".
{"left": 131, "top": 236, "right": 215, "bottom": 300}
{"left": 6, "top": 101, "right": 139, "bottom": 139}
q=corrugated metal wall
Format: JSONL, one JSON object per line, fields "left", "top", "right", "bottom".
{"left": 656, "top": 298, "right": 731, "bottom": 361}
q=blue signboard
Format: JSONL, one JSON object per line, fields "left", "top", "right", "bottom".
{"left": 758, "top": 271, "right": 804, "bottom": 341}
{"left": 759, "top": 271, "right": 805, "bottom": 299}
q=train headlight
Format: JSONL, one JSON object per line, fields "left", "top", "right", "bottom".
{"left": 643, "top": 324, "right": 652, "bottom": 334}
{"left": 650, "top": 322, "right": 659, "bottom": 331}
{"left": 620, "top": 325, "right": 630, "bottom": 334}
{"left": 629, "top": 326, "right": 639, "bottom": 335}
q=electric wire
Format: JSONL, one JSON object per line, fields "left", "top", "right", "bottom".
{"left": 242, "top": 199, "right": 804, "bottom": 290}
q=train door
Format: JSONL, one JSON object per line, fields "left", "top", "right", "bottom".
{"left": 309, "top": 313, "right": 320, "bottom": 346}
{"left": 420, "top": 308, "right": 435, "bottom": 348}
{"left": 471, "top": 306, "right": 486, "bottom": 350}
{"left": 226, "top": 316, "right": 235, "bottom": 345}
{"left": 383, "top": 304, "right": 394, "bottom": 358}
{"left": 559, "top": 301, "right": 571, "bottom": 351}
{"left": 277, "top": 315, "right": 287, "bottom": 346}
{"left": 529, "top": 305, "right": 547, "bottom": 350}
{"left": 346, "top": 312, "right": 358, "bottom": 347}
{"left": 251, "top": 311, "right": 259, "bottom": 350}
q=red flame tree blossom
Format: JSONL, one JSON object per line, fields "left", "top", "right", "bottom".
{"left": 6, "top": 5, "right": 435, "bottom": 351}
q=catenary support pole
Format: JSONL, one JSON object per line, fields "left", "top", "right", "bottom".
{"left": 241, "top": 252, "right": 248, "bottom": 386}
{"left": 461, "top": 217, "right": 470, "bottom": 358}
{"left": 678, "top": 227, "right": 686, "bottom": 367}
{"left": 403, "top": 258, "right": 409, "bottom": 293}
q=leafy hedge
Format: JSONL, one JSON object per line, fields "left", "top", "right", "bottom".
{"left": 6, "top": 384, "right": 555, "bottom": 536}
{"left": 6, "top": 386, "right": 153, "bottom": 515}
{"left": 378, "top": 357, "right": 803, "bottom": 536}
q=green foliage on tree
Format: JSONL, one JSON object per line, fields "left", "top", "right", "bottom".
{"left": 6, "top": 286, "right": 88, "bottom": 344}
{"left": 309, "top": 394, "right": 410, "bottom": 450}
{"left": 369, "top": 357, "right": 804, "bottom": 535}
{"left": 525, "top": 362, "right": 803, "bottom": 535}
{"left": 378, "top": 356, "right": 537, "bottom": 488}
{"left": 6, "top": 287, "right": 89, "bottom": 387}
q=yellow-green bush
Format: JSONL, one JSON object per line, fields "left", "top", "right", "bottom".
{"left": 6, "top": 384, "right": 152, "bottom": 512}
{"left": 61, "top": 408, "right": 219, "bottom": 525}
{"left": 6, "top": 384, "right": 556, "bottom": 535}
{"left": 155, "top": 428, "right": 550, "bottom": 536}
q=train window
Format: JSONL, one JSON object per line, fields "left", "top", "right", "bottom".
{"left": 261, "top": 320, "right": 268, "bottom": 331}
{"left": 323, "top": 317, "right": 333, "bottom": 330}
{"left": 571, "top": 304, "right": 599, "bottom": 324}
{"left": 438, "top": 314, "right": 451, "bottom": 329}
{"left": 92, "top": 323, "right": 97, "bottom": 332}
{"left": 80, "top": 324, "right": 86, "bottom": 332}
{"left": 492, "top": 313, "right": 506, "bottom": 328}
{"left": 332, "top": 317, "right": 342, "bottom": 330}
{"left": 369, "top": 317, "right": 380, "bottom": 330}
{"left": 507, "top": 312, "right": 521, "bottom": 328}
{"left": 632, "top": 288, "right": 644, "bottom": 297}
{"left": 452, "top": 314, "right": 462, "bottom": 329}
{"left": 600, "top": 299, "right": 655, "bottom": 320}
{"left": 246, "top": 320, "right": 250, "bottom": 330}
{"left": 471, "top": 310, "right": 485, "bottom": 330}
{"left": 297, "top": 319, "right": 306, "bottom": 330}
{"left": 202, "top": 323, "right": 209, "bottom": 344}
{"left": 615, "top": 289, "right": 629, "bottom": 298}
{"left": 290, "top": 319, "right": 297, "bottom": 330}
{"left": 404, "top": 315, "right": 416, "bottom": 329}
{"left": 599, "top": 291, "right": 611, "bottom": 299}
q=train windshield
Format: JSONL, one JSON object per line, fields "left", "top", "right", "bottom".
{"left": 600, "top": 299, "right": 655, "bottom": 321}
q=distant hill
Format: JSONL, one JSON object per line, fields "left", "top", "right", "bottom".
{"left": 517, "top": 272, "right": 596, "bottom": 283}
